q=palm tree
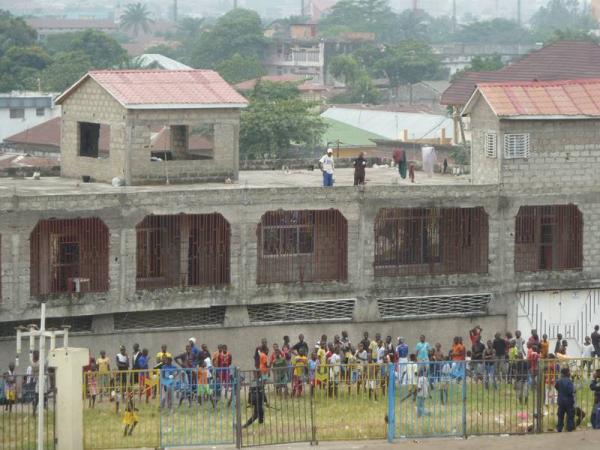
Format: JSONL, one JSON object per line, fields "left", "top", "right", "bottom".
{"left": 120, "top": 3, "right": 154, "bottom": 37}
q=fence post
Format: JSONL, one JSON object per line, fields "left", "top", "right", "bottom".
{"left": 387, "top": 362, "right": 396, "bottom": 442}
{"left": 310, "top": 380, "right": 317, "bottom": 445}
{"left": 235, "top": 368, "right": 242, "bottom": 449}
{"left": 461, "top": 362, "right": 467, "bottom": 438}
{"left": 535, "top": 360, "right": 544, "bottom": 433}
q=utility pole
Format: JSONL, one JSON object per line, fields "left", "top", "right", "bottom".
{"left": 233, "top": 0, "right": 238, "bottom": 9}
{"left": 452, "top": 0, "right": 457, "bottom": 34}
{"left": 517, "top": 0, "right": 522, "bottom": 26}
{"left": 173, "top": 0, "right": 178, "bottom": 22}
{"left": 16, "top": 301, "right": 70, "bottom": 450}
{"left": 412, "top": 0, "right": 418, "bottom": 11}
{"left": 301, "top": 0, "right": 305, "bottom": 16}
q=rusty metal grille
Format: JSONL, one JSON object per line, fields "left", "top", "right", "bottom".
{"left": 136, "top": 213, "right": 230, "bottom": 290}
{"left": 374, "top": 207, "right": 488, "bottom": 277}
{"left": 113, "top": 307, "right": 226, "bottom": 330}
{"left": 247, "top": 299, "right": 355, "bottom": 324}
{"left": 377, "top": 293, "right": 492, "bottom": 319}
{"left": 30, "top": 218, "right": 109, "bottom": 296}
{"left": 256, "top": 209, "right": 348, "bottom": 284}
{"left": 0, "top": 316, "right": 93, "bottom": 337}
{"left": 515, "top": 204, "right": 583, "bottom": 272}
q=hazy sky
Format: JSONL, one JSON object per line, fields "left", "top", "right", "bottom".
{"left": 1, "top": 0, "right": 568, "bottom": 22}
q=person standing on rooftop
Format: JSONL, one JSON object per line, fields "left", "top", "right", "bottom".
{"left": 319, "top": 148, "right": 335, "bottom": 187}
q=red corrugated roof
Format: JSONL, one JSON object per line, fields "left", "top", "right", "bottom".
{"left": 466, "top": 78, "right": 600, "bottom": 118}
{"left": 3, "top": 117, "right": 61, "bottom": 147}
{"left": 442, "top": 41, "right": 600, "bottom": 106}
{"left": 55, "top": 70, "right": 248, "bottom": 109}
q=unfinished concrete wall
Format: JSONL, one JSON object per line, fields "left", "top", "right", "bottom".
{"left": 60, "top": 78, "right": 127, "bottom": 183}
{"left": 469, "top": 96, "right": 501, "bottom": 185}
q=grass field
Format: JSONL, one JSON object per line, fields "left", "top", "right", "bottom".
{"left": 4, "top": 372, "right": 598, "bottom": 449}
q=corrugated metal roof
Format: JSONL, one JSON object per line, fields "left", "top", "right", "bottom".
{"left": 321, "top": 117, "right": 386, "bottom": 146}
{"left": 464, "top": 78, "right": 600, "bottom": 118}
{"left": 134, "top": 54, "right": 192, "bottom": 71}
{"left": 55, "top": 70, "right": 248, "bottom": 109}
{"left": 321, "top": 107, "right": 454, "bottom": 142}
{"left": 442, "top": 41, "right": 600, "bottom": 106}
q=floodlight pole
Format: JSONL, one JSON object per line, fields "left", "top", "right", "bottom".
{"left": 15, "top": 301, "right": 69, "bottom": 450}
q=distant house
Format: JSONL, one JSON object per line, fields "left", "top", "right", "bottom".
{"left": 26, "top": 18, "right": 117, "bottom": 40}
{"left": 0, "top": 91, "right": 60, "bottom": 142}
{"left": 442, "top": 40, "right": 600, "bottom": 143}
{"left": 234, "top": 75, "right": 328, "bottom": 103}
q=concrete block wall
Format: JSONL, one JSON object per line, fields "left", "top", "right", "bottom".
{"left": 469, "top": 98, "right": 501, "bottom": 185}
{"left": 60, "top": 79, "right": 128, "bottom": 183}
{"left": 59, "top": 78, "right": 241, "bottom": 185}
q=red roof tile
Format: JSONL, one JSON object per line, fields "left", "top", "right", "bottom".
{"left": 442, "top": 41, "right": 600, "bottom": 106}
{"left": 465, "top": 79, "right": 600, "bottom": 118}
{"left": 55, "top": 70, "right": 248, "bottom": 109}
{"left": 3, "top": 117, "right": 61, "bottom": 147}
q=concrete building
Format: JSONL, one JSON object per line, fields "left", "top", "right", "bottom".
{"left": 54, "top": 69, "right": 247, "bottom": 185}
{"left": 25, "top": 18, "right": 118, "bottom": 40}
{"left": 0, "top": 91, "right": 60, "bottom": 142}
{"left": 1, "top": 75, "right": 600, "bottom": 368}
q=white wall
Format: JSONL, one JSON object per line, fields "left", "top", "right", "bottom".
{"left": 0, "top": 105, "right": 60, "bottom": 142}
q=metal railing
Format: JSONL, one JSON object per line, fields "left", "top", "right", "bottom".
{"left": 0, "top": 372, "right": 56, "bottom": 450}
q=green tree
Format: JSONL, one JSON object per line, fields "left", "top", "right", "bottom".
{"left": 39, "top": 51, "right": 93, "bottom": 91}
{"left": 216, "top": 53, "right": 266, "bottom": 84}
{"left": 329, "top": 54, "right": 361, "bottom": 85}
{"left": 190, "top": 8, "right": 267, "bottom": 68}
{"left": 240, "top": 81, "right": 327, "bottom": 159}
{"left": 44, "top": 30, "right": 127, "bottom": 68}
{"left": 120, "top": 2, "right": 154, "bottom": 37}
{"left": 376, "top": 40, "right": 440, "bottom": 104}
{"left": 451, "top": 54, "right": 505, "bottom": 82}
{"left": 455, "top": 19, "right": 532, "bottom": 45}
{"left": 0, "top": 46, "right": 51, "bottom": 91}
{"left": 319, "top": 0, "right": 397, "bottom": 41}
{"left": 531, "top": 0, "right": 596, "bottom": 39}
{"left": 0, "top": 10, "right": 37, "bottom": 57}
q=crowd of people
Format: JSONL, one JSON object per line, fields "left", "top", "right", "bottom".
{"left": 5, "top": 325, "right": 600, "bottom": 433}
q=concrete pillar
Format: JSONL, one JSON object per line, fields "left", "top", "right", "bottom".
{"left": 48, "top": 347, "right": 89, "bottom": 450}
{"left": 179, "top": 216, "right": 190, "bottom": 286}
{"left": 170, "top": 125, "right": 188, "bottom": 159}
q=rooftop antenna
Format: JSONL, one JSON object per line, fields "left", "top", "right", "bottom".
{"left": 16, "top": 300, "right": 70, "bottom": 450}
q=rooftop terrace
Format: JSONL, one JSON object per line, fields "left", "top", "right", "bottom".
{"left": 0, "top": 167, "right": 469, "bottom": 198}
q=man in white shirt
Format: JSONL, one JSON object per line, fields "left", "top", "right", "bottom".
{"left": 319, "top": 148, "right": 335, "bottom": 187}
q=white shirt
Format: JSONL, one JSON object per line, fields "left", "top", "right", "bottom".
{"left": 582, "top": 343, "right": 594, "bottom": 358}
{"left": 319, "top": 155, "right": 334, "bottom": 174}
{"left": 417, "top": 375, "right": 429, "bottom": 397}
{"left": 405, "top": 362, "right": 418, "bottom": 385}
{"left": 328, "top": 353, "right": 341, "bottom": 377}
{"left": 376, "top": 346, "right": 386, "bottom": 363}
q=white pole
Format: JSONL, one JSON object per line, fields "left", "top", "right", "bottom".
{"left": 37, "top": 302, "right": 46, "bottom": 450}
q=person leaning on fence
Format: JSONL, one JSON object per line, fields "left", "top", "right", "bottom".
{"left": 122, "top": 389, "right": 139, "bottom": 437}
{"left": 291, "top": 347, "right": 308, "bottom": 397}
{"left": 544, "top": 355, "right": 559, "bottom": 408}
{"left": 97, "top": 350, "right": 111, "bottom": 402}
{"left": 582, "top": 336, "right": 595, "bottom": 377}
{"left": 160, "top": 357, "right": 177, "bottom": 410}
{"left": 555, "top": 367, "right": 576, "bottom": 432}
{"left": 319, "top": 148, "right": 335, "bottom": 187}
{"left": 416, "top": 368, "right": 430, "bottom": 417}
{"left": 589, "top": 369, "right": 600, "bottom": 429}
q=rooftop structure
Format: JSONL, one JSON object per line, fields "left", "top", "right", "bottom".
{"left": 0, "top": 91, "right": 60, "bottom": 142}
{"left": 55, "top": 69, "right": 247, "bottom": 185}
{"left": 25, "top": 18, "right": 117, "bottom": 39}
{"left": 133, "top": 54, "right": 193, "bottom": 71}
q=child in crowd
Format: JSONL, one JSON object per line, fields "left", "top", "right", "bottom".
{"left": 122, "top": 390, "right": 139, "bottom": 437}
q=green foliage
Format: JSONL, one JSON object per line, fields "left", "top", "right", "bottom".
{"left": 120, "top": 2, "right": 154, "bottom": 37}
{"left": 39, "top": 51, "right": 93, "bottom": 91}
{"left": 454, "top": 19, "right": 533, "bottom": 45}
{"left": 240, "top": 81, "right": 327, "bottom": 159}
{"left": 329, "top": 54, "right": 361, "bottom": 85}
{"left": 376, "top": 40, "right": 440, "bottom": 88}
{"left": 451, "top": 54, "right": 505, "bottom": 82}
{"left": 216, "top": 53, "right": 266, "bottom": 84}
{"left": 190, "top": 8, "right": 266, "bottom": 69}
{"left": 319, "top": 0, "right": 396, "bottom": 41}
{"left": 0, "top": 10, "right": 37, "bottom": 57}
{"left": 0, "top": 46, "right": 50, "bottom": 91}
{"left": 44, "top": 30, "right": 127, "bottom": 68}
{"left": 531, "top": 0, "right": 596, "bottom": 41}
{"left": 450, "top": 145, "right": 469, "bottom": 166}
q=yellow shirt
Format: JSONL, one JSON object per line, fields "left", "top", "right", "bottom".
{"left": 155, "top": 351, "right": 172, "bottom": 365}
{"left": 369, "top": 341, "right": 378, "bottom": 362}
{"left": 292, "top": 355, "right": 308, "bottom": 377}
{"left": 97, "top": 357, "right": 110, "bottom": 373}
